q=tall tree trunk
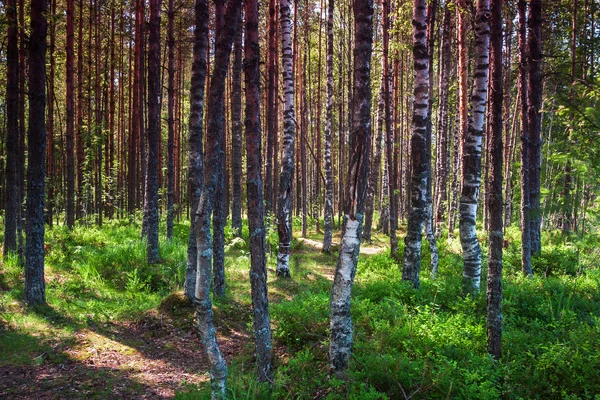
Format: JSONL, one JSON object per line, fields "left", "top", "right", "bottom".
{"left": 363, "top": 80, "right": 385, "bottom": 242}
{"left": 265, "top": 0, "right": 276, "bottom": 215}
{"left": 167, "top": 0, "right": 176, "bottom": 240}
{"left": 231, "top": 19, "right": 243, "bottom": 236}
{"left": 26, "top": 0, "right": 49, "bottom": 306}
{"left": 276, "top": 0, "right": 296, "bottom": 277}
{"left": 244, "top": 0, "right": 274, "bottom": 382}
{"left": 4, "top": 0, "right": 20, "bottom": 254}
{"left": 329, "top": 0, "right": 373, "bottom": 377}
{"left": 402, "top": 0, "right": 429, "bottom": 289}
{"left": 46, "top": 0, "right": 56, "bottom": 228}
{"left": 212, "top": 0, "right": 227, "bottom": 298}
{"left": 459, "top": 0, "right": 490, "bottom": 295}
{"left": 383, "top": 0, "right": 398, "bottom": 259}
{"left": 527, "top": 0, "right": 542, "bottom": 255}
{"left": 486, "top": 0, "right": 503, "bottom": 360}
{"left": 518, "top": 0, "right": 532, "bottom": 276}
{"left": 194, "top": 0, "right": 241, "bottom": 396}
{"left": 143, "top": 0, "right": 162, "bottom": 263}
{"left": 18, "top": 0, "right": 26, "bottom": 261}
{"left": 434, "top": 5, "right": 452, "bottom": 233}
{"left": 564, "top": 0, "right": 577, "bottom": 234}
{"left": 322, "top": 0, "right": 335, "bottom": 252}
{"left": 77, "top": 0, "right": 85, "bottom": 220}
{"left": 185, "top": 0, "right": 209, "bottom": 301}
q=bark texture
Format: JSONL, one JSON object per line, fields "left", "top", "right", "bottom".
{"left": 185, "top": 0, "right": 209, "bottom": 301}
{"left": 194, "top": 0, "right": 241, "bottom": 397}
{"left": 322, "top": 0, "right": 335, "bottom": 253}
{"left": 460, "top": 0, "right": 490, "bottom": 295}
{"left": 276, "top": 0, "right": 296, "bottom": 277}
{"left": 4, "top": 0, "right": 19, "bottom": 254}
{"left": 26, "top": 0, "right": 48, "bottom": 306}
{"left": 244, "top": 0, "right": 274, "bottom": 381}
{"left": 329, "top": 0, "right": 373, "bottom": 377}
{"left": 486, "top": 0, "right": 503, "bottom": 360}
{"left": 402, "top": 0, "right": 429, "bottom": 289}
{"left": 66, "top": 0, "right": 75, "bottom": 228}
{"left": 167, "top": 0, "right": 176, "bottom": 240}
{"left": 231, "top": 20, "right": 243, "bottom": 236}
{"left": 144, "top": 0, "right": 162, "bottom": 264}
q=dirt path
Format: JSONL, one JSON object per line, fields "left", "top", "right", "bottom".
{"left": 298, "top": 237, "right": 386, "bottom": 255}
{"left": 0, "top": 310, "right": 246, "bottom": 399}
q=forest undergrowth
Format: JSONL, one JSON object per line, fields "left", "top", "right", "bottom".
{"left": 1, "top": 218, "right": 600, "bottom": 399}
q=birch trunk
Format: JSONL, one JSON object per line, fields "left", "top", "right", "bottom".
{"left": 245, "top": 0, "right": 274, "bottom": 381}
{"left": 276, "top": 0, "right": 296, "bottom": 277}
{"left": 195, "top": 1, "right": 241, "bottom": 396}
{"left": 402, "top": 0, "right": 429, "bottom": 289}
{"left": 486, "top": 0, "right": 503, "bottom": 359}
{"left": 459, "top": 0, "right": 490, "bottom": 295}
{"left": 184, "top": 0, "right": 209, "bottom": 300}
{"left": 322, "top": 0, "right": 335, "bottom": 253}
{"left": 329, "top": 0, "right": 373, "bottom": 377}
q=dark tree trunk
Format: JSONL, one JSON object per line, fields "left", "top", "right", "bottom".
{"left": 185, "top": 0, "right": 209, "bottom": 301}
{"left": 4, "top": 0, "right": 20, "bottom": 254}
{"left": 265, "top": 0, "right": 277, "bottom": 216}
{"left": 194, "top": 0, "right": 241, "bottom": 396}
{"left": 329, "top": 0, "right": 373, "bottom": 377}
{"left": 486, "top": 0, "right": 503, "bottom": 360}
{"left": 527, "top": 0, "right": 542, "bottom": 255}
{"left": 244, "top": 0, "right": 273, "bottom": 381}
{"left": 402, "top": 0, "right": 430, "bottom": 289}
{"left": 26, "top": 0, "right": 49, "bottom": 306}
{"left": 231, "top": 18, "right": 243, "bottom": 236}
{"left": 143, "top": 0, "right": 162, "bottom": 263}
{"left": 518, "top": 0, "right": 532, "bottom": 276}
{"left": 46, "top": 0, "right": 56, "bottom": 228}
{"left": 276, "top": 0, "right": 296, "bottom": 277}
{"left": 322, "top": 0, "right": 335, "bottom": 252}
{"left": 167, "top": 0, "right": 176, "bottom": 240}
{"left": 77, "top": 0, "right": 85, "bottom": 221}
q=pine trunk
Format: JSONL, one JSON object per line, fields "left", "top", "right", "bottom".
{"left": 460, "top": 0, "right": 490, "bottom": 295}
{"left": 167, "top": 0, "right": 176, "bottom": 240}
{"left": 231, "top": 20, "right": 243, "bottom": 236}
{"left": 244, "top": 0, "right": 274, "bottom": 381}
{"left": 26, "top": 0, "right": 48, "bottom": 306}
{"left": 329, "top": 0, "right": 373, "bottom": 377}
{"left": 402, "top": 0, "right": 429, "bottom": 289}
{"left": 194, "top": 0, "right": 241, "bottom": 396}
{"left": 276, "top": 0, "right": 296, "bottom": 277}
{"left": 4, "top": 0, "right": 19, "bottom": 254}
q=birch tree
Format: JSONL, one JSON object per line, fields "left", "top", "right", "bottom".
{"left": 276, "top": 0, "right": 296, "bottom": 277}
{"left": 322, "top": 0, "right": 335, "bottom": 253}
{"left": 329, "top": 0, "right": 373, "bottom": 377}
{"left": 402, "top": 0, "right": 429, "bottom": 289}
{"left": 460, "top": 0, "right": 490, "bottom": 295}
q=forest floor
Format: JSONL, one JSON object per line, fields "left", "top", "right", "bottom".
{"left": 0, "top": 221, "right": 385, "bottom": 399}
{"left": 2, "top": 220, "right": 600, "bottom": 399}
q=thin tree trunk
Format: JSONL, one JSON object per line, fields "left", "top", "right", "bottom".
{"left": 46, "top": 0, "right": 56, "bottom": 228}
{"left": 459, "top": 0, "right": 490, "bottom": 295}
{"left": 276, "top": 0, "right": 296, "bottom": 277}
{"left": 486, "top": 0, "right": 503, "bottom": 359}
{"left": 77, "top": 0, "right": 85, "bottom": 220}
{"left": 402, "top": 0, "right": 430, "bottom": 289}
{"left": 4, "top": 0, "right": 20, "bottom": 254}
{"left": 527, "top": 0, "right": 542, "bottom": 255}
{"left": 194, "top": 1, "right": 241, "bottom": 396}
{"left": 231, "top": 18, "right": 243, "bottom": 236}
{"left": 363, "top": 81, "right": 384, "bottom": 242}
{"left": 185, "top": 0, "right": 209, "bottom": 301}
{"left": 322, "top": 0, "right": 335, "bottom": 252}
{"left": 329, "top": 0, "right": 373, "bottom": 377}
{"left": 265, "top": 0, "right": 276, "bottom": 215}
{"left": 26, "top": 0, "right": 49, "bottom": 306}
{"left": 167, "top": 0, "right": 176, "bottom": 240}
{"left": 244, "top": 0, "right": 274, "bottom": 381}
{"left": 518, "top": 0, "right": 532, "bottom": 276}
